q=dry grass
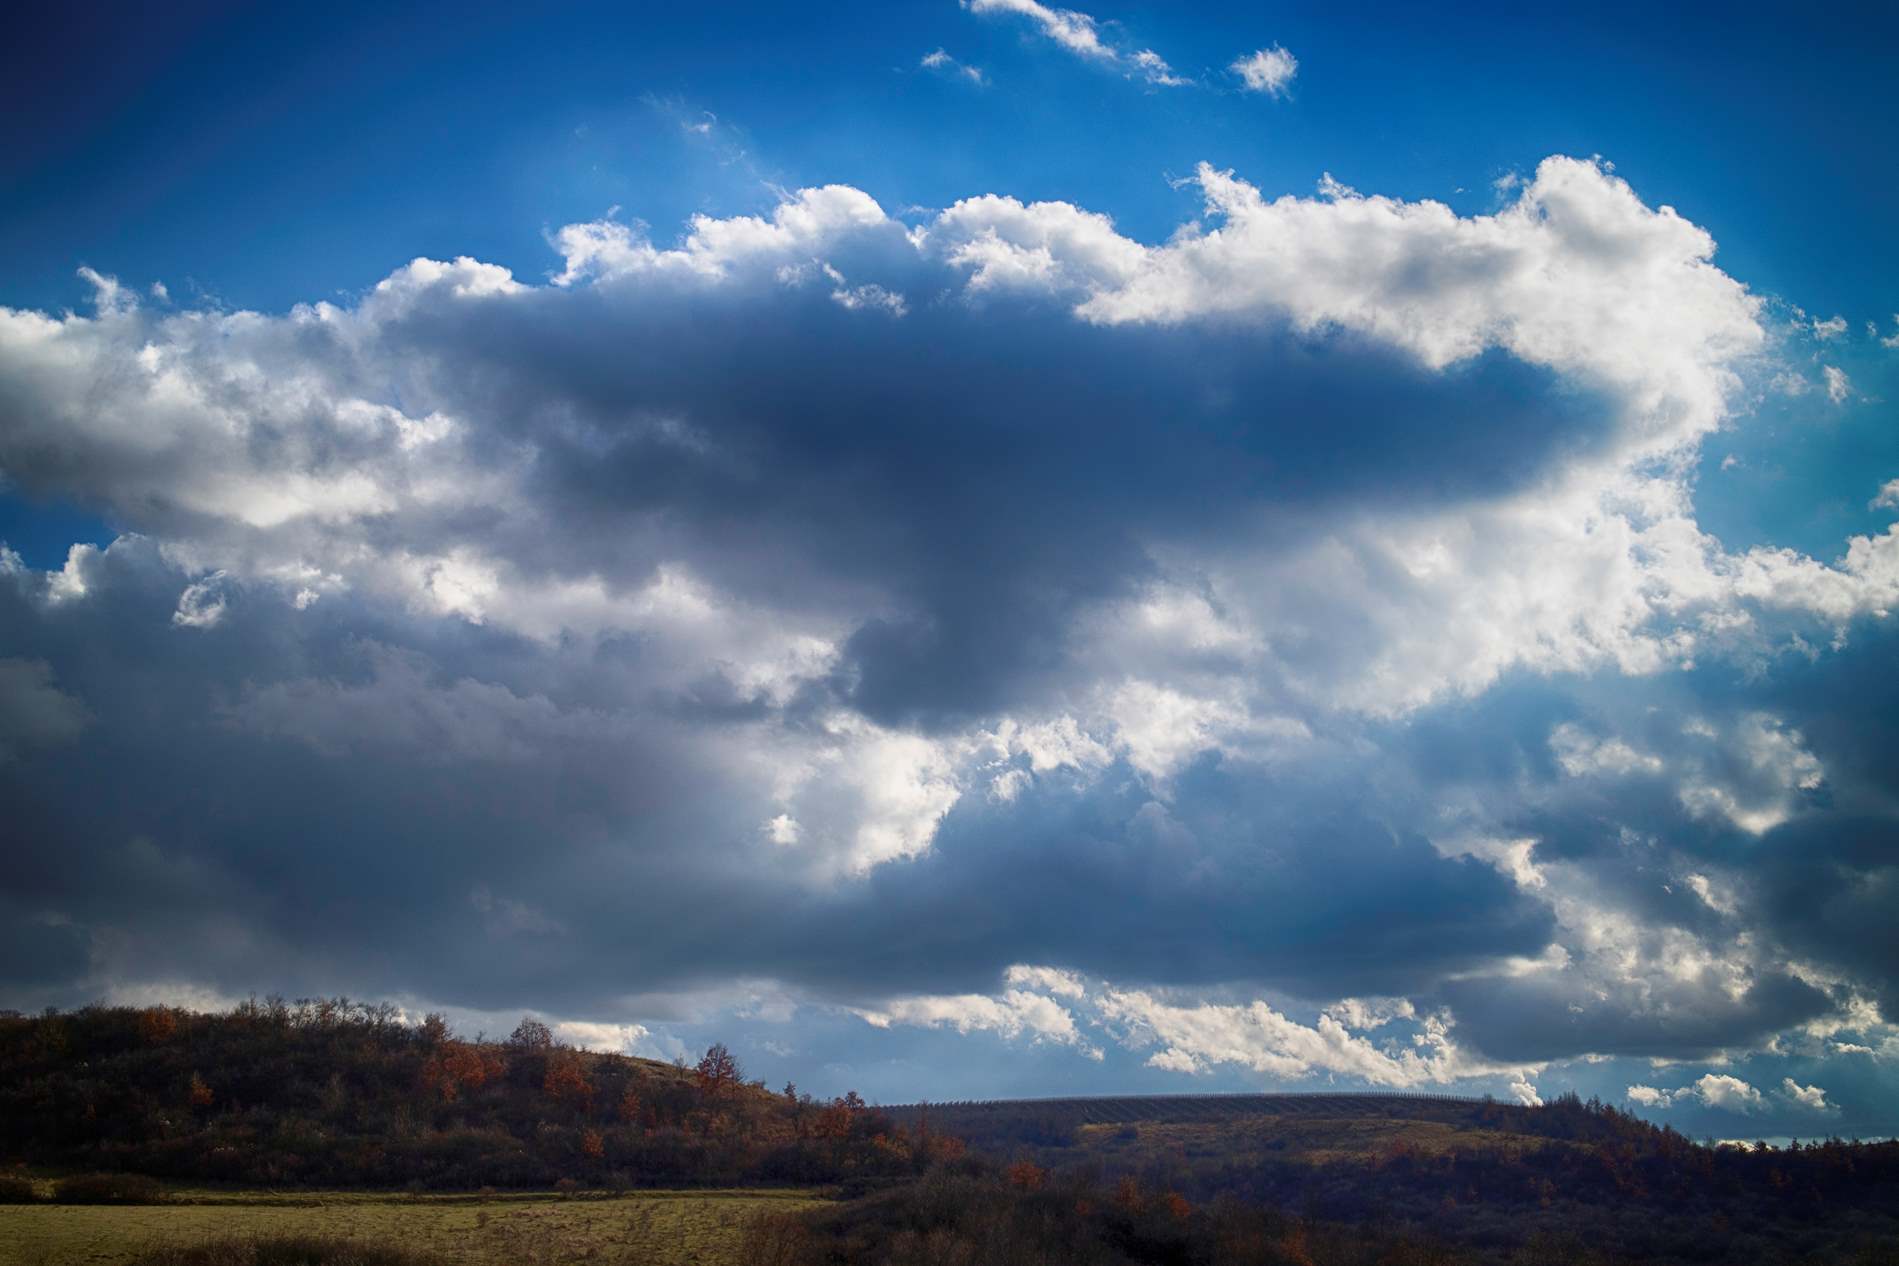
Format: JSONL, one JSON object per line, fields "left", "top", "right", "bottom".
{"left": 0, "top": 1188, "right": 827, "bottom": 1266}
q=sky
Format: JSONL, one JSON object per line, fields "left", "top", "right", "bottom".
{"left": 3, "top": 0, "right": 1899, "bottom": 1142}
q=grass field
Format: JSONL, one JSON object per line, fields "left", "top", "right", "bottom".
{"left": 0, "top": 1188, "right": 827, "bottom": 1266}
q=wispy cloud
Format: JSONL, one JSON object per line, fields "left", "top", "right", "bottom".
{"left": 922, "top": 47, "right": 987, "bottom": 86}
{"left": 963, "top": 0, "right": 1187, "bottom": 86}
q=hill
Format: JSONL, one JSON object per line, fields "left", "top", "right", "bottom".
{"left": 0, "top": 1000, "right": 945, "bottom": 1190}
{"left": 7, "top": 1001, "right": 1899, "bottom": 1264}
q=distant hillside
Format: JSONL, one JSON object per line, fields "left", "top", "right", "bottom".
{"left": 883, "top": 1089, "right": 1899, "bottom": 1265}
{"left": 0, "top": 1000, "right": 948, "bottom": 1189}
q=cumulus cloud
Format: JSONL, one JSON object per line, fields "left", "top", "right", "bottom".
{"left": 1231, "top": 45, "right": 1297, "bottom": 96}
{"left": 2, "top": 156, "right": 1895, "bottom": 1110}
{"left": 1780, "top": 1077, "right": 1831, "bottom": 1110}
{"left": 1626, "top": 1075, "right": 1768, "bottom": 1112}
{"left": 1692, "top": 1073, "right": 1765, "bottom": 1111}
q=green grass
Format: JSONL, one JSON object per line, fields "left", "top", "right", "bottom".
{"left": 0, "top": 1188, "right": 828, "bottom": 1266}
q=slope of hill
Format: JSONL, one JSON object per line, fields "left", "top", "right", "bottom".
{"left": 0, "top": 1001, "right": 942, "bottom": 1189}
{"left": 882, "top": 1090, "right": 1899, "bottom": 1265}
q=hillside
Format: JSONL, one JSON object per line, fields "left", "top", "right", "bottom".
{"left": 884, "top": 1091, "right": 1899, "bottom": 1264}
{"left": 7, "top": 1002, "right": 1899, "bottom": 1264}
{"left": 0, "top": 1001, "right": 944, "bottom": 1189}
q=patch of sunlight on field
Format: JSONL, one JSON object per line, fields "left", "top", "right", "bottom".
{"left": 0, "top": 1189, "right": 827, "bottom": 1266}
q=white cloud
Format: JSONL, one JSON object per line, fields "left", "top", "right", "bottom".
{"left": 858, "top": 988, "right": 1087, "bottom": 1047}
{"left": 1231, "top": 45, "right": 1298, "bottom": 96}
{"left": 1550, "top": 723, "right": 1663, "bottom": 778}
{"left": 171, "top": 571, "right": 230, "bottom": 628}
{"left": 1096, "top": 989, "right": 1530, "bottom": 1087}
{"left": 963, "top": 0, "right": 1186, "bottom": 86}
{"left": 1627, "top": 1075, "right": 1767, "bottom": 1111}
{"left": 963, "top": 0, "right": 1114, "bottom": 60}
{"left": 1004, "top": 964, "right": 1087, "bottom": 998}
{"left": 1129, "top": 48, "right": 1187, "bottom": 87}
{"left": 1780, "top": 1077, "right": 1831, "bottom": 1111}
{"left": 1691, "top": 1072, "right": 1764, "bottom": 1111}
{"left": 1873, "top": 479, "right": 1899, "bottom": 511}
{"left": 921, "top": 47, "right": 987, "bottom": 85}
{"left": 1810, "top": 314, "right": 1847, "bottom": 341}
{"left": 1824, "top": 364, "right": 1851, "bottom": 403}
{"left": 554, "top": 1020, "right": 651, "bottom": 1054}
{"left": 1509, "top": 1076, "right": 1544, "bottom": 1107}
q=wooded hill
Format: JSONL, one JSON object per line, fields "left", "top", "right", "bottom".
{"left": 0, "top": 1000, "right": 953, "bottom": 1189}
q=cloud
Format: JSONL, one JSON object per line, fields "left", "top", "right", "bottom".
{"left": 1780, "top": 1077, "right": 1831, "bottom": 1110}
{"left": 1824, "top": 364, "right": 1851, "bottom": 403}
{"left": 858, "top": 988, "right": 1087, "bottom": 1048}
{"left": 1692, "top": 1073, "right": 1765, "bottom": 1111}
{"left": 1810, "top": 314, "right": 1847, "bottom": 340}
{"left": 1627, "top": 1074, "right": 1768, "bottom": 1112}
{"left": 963, "top": 0, "right": 1186, "bottom": 86}
{"left": 964, "top": 0, "right": 1112, "bottom": 59}
{"left": 1231, "top": 45, "right": 1298, "bottom": 97}
{"left": 921, "top": 47, "right": 986, "bottom": 86}
{"left": 0, "top": 656, "right": 89, "bottom": 762}
{"left": 3, "top": 156, "right": 1897, "bottom": 1110}
{"left": 1094, "top": 988, "right": 1530, "bottom": 1087}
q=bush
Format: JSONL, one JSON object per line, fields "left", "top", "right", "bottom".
{"left": 53, "top": 1171, "right": 167, "bottom": 1204}
{"left": 0, "top": 1174, "right": 39, "bottom": 1202}
{"left": 131, "top": 1237, "right": 446, "bottom": 1265}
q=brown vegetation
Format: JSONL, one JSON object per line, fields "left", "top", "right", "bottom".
{"left": 0, "top": 1001, "right": 953, "bottom": 1191}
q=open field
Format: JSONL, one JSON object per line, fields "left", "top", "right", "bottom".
{"left": 0, "top": 1188, "right": 827, "bottom": 1266}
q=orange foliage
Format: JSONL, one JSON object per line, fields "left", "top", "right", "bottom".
{"left": 1113, "top": 1176, "right": 1144, "bottom": 1213}
{"left": 1161, "top": 1191, "right": 1192, "bottom": 1220}
{"left": 420, "top": 1041, "right": 504, "bottom": 1103}
{"left": 139, "top": 1008, "right": 177, "bottom": 1045}
{"left": 1006, "top": 1160, "right": 1046, "bottom": 1191}
{"left": 543, "top": 1048, "right": 595, "bottom": 1112}
{"left": 695, "top": 1042, "right": 741, "bottom": 1099}
{"left": 618, "top": 1087, "right": 642, "bottom": 1123}
{"left": 580, "top": 1127, "right": 605, "bottom": 1160}
{"left": 188, "top": 1072, "right": 214, "bottom": 1108}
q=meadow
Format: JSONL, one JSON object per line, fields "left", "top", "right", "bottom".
{"left": 0, "top": 1187, "right": 826, "bottom": 1266}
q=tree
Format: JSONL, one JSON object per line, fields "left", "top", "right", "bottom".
{"left": 695, "top": 1042, "right": 742, "bottom": 1098}
{"left": 507, "top": 1017, "right": 553, "bottom": 1050}
{"left": 418, "top": 1013, "right": 451, "bottom": 1048}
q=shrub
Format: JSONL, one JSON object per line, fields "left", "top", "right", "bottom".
{"left": 0, "top": 1174, "right": 40, "bottom": 1203}
{"left": 130, "top": 1236, "right": 446, "bottom": 1265}
{"left": 53, "top": 1171, "right": 166, "bottom": 1204}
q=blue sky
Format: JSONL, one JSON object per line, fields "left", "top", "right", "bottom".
{"left": 4, "top": 1, "right": 1899, "bottom": 1142}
